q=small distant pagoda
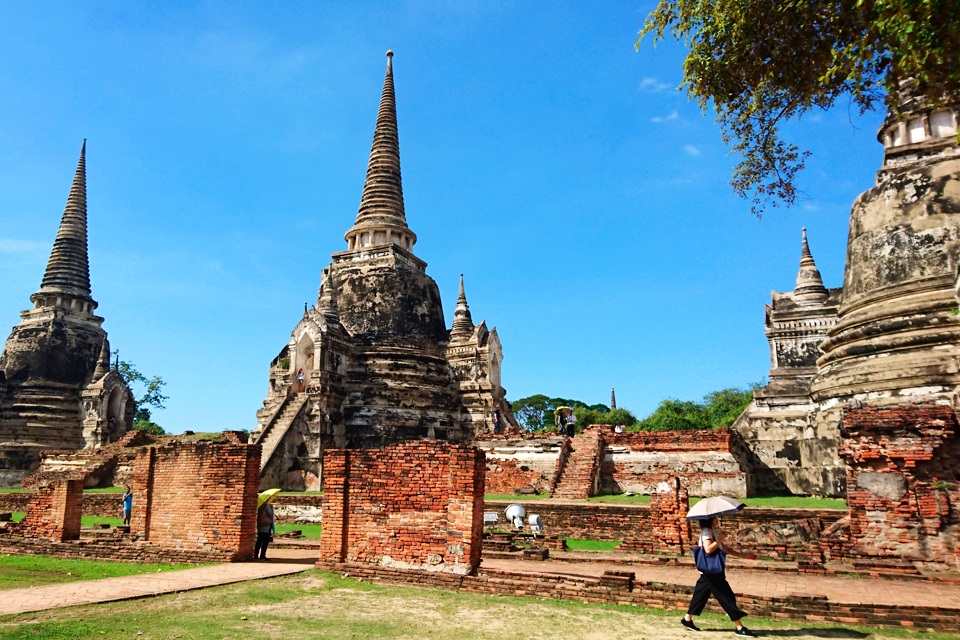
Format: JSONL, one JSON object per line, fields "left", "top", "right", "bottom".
{"left": 0, "top": 142, "right": 134, "bottom": 488}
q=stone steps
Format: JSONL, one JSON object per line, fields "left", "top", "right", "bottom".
{"left": 552, "top": 428, "right": 605, "bottom": 500}
{"left": 258, "top": 396, "right": 308, "bottom": 471}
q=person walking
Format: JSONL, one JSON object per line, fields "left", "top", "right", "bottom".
{"left": 565, "top": 412, "right": 576, "bottom": 437}
{"left": 682, "top": 515, "right": 758, "bottom": 636}
{"left": 121, "top": 487, "right": 133, "bottom": 526}
{"left": 255, "top": 500, "right": 275, "bottom": 560}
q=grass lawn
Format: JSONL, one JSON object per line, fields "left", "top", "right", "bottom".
{"left": 568, "top": 494, "right": 847, "bottom": 510}
{"left": 484, "top": 493, "right": 548, "bottom": 501}
{"left": 563, "top": 538, "right": 621, "bottom": 551}
{"left": 9, "top": 513, "right": 127, "bottom": 528}
{"left": 0, "top": 555, "right": 201, "bottom": 590}
{"left": 0, "top": 569, "right": 949, "bottom": 640}
{"left": 275, "top": 523, "right": 322, "bottom": 539}
{"left": 83, "top": 487, "right": 126, "bottom": 493}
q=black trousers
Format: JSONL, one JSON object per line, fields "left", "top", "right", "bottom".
{"left": 687, "top": 572, "right": 747, "bottom": 621}
{"left": 255, "top": 531, "right": 271, "bottom": 558}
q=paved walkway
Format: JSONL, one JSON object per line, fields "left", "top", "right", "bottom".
{"left": 481, "top": 558, "right": 960, "bottom": 609}
{"left": 0, "top": 549, "right": 316, "bottom": 616}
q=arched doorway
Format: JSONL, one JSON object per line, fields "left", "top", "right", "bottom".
{"left": 294, "top": 333, "right": 315, "bottom": 392}
{"left": 107, "top": 386, "right": 123, "bottom": 436}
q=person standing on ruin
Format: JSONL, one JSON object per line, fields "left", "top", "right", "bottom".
{"left": 255, "top": 500, "right": 275, "bottom": 560}
{"left": 297, "top": 368, "right": 305, "bottom": 393}
{"left": 566, "top": 412, "right": 576, "bottom": 437}
{"left": 493, "top": 409, "right": 501, "bottom": 434}
{"left": 121, "top": 486, "right": 133, "bottom": 526}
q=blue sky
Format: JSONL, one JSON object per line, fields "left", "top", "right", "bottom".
{"left": 0, "top": 1, "right": 884, "bottom": 433}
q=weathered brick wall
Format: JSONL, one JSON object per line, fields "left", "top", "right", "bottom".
{"left": 319, "top": 442, "right": 485, "bottom": 574}
{"left": 484, "top": 457, "right": 549, "bottom": 495}
{"left": 648, "top": 478, "right": 690, "bottom": 554}
{"left": 132, "top": 442, "right": 260, "bottom": 560}
{"left": 14, "top": 479, "right": 82, "bottom": 541}
{"left": 599, "top": 427, "right": 748, "bottom": 498}
{"left": 484, "top": 499, "right": 845, "bottom": 557}
{"left": 840, "top": 404, "right": 960, "bottom": 567}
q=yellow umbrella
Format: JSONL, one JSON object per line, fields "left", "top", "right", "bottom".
{"left": 257, "top": 488, "right": 281, "bottom": 510}
{"left": 554, "top": 406, "right": 573, "bottom": 417}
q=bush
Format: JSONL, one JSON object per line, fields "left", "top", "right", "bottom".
{"left": 630, "top": 387, "right": 755, "bottom": 432}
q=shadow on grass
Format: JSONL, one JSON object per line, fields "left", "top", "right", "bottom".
{"left": 698, "top": 629, "right": 869, "bottom": 638}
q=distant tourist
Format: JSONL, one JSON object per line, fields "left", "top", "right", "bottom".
{"left": 565, "top": 412, "right": 576, "bottom": 437}
{"left": 682, "top": 516, "right": 757, "bottom": 637}
{"left": 297, "top": 368, "right": 305, "bottom": 392}
{"left": 108, "top": 415, "right": 117, "bottom": 433}
{"left": 256, "top": 501, "right": 275, "bottom": 560}
{"left": 493, "top": 409, "right": 501, "bottom": 434}
{"left": 121, "top": 486, "right": 133, "bottom": 526}
{"left": 615, "top": 423, "right": 624, "bottom": 434}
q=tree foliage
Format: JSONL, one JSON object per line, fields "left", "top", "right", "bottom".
{"left": 633, "top": 386, "right": 755, "bottom": 432}
{"left": 510, "top": 395, "right": 636, "bottom": 432}
{"left": 113, "top": 351, "right": 168, "bottom": 435}
{"left": 638, "top": 0, "right": 960, "bottom": 216}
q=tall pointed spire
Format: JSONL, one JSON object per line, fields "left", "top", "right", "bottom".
{"left": 344, "top": 51, "right": 417, "bottom": 253}
{"left": 33, "top": 140, "right": 94, "bottom": 304}
{"left": 611, "top": 388, "right": 617, "bottom": 410}
{"left": 93, "top": 336, "right": 111, "bottom": 380}
{"left": 450, "top": 274, "right": 474, "bottom": 341}
{"left": 794, "top": 227, "right": 829, "bottom": 304}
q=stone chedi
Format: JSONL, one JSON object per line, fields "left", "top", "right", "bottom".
{"left": 736, "top": 86, "right": 960, "bottom": 497}
{"left": 734, "top": 230, "right": 844, "bottom": 496}
{"left": 254, "top": 52, "right": 516, "bottom": 491}
{"left": 0, "top": 142, "right": 134, "bottom": 488}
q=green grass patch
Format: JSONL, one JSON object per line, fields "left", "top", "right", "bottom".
{"left": 81, "top": 516, "right": 124, "bottom": 528}
{"left": 82, "top": 487, "right": 126, "bottom": 493}
{"left": 563, "top": 538, "right": 621, "bottom": 551}
{"left": 0, "top": 489, "right": 30, "bottom": 494}
{"left": 0, "top": 568, "right": 950, "bottom": 640}
{"left": 736, "top": 496, "right": 846, "bottom": 510}
{"left": 585, "top": 493, "right": 651, "bottom": 504}
{"left": 0, "top": 555, "right": 200, "bottom": 590}
{"left": 275, "top": 522, "right": 322, "bottom": 539}
{"left": 484, "top": 493, "right": 548, "bottom": 501}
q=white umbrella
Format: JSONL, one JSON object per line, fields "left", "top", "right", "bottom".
{"left": 685, "top": 496, "right": 745, "bottom": 521}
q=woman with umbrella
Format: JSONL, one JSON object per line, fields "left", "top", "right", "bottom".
{"left": 681, "top": 496, "right": 758, "bottom": 637}
{"left": 255, "top": 488, "right": 280, "bottom": 561}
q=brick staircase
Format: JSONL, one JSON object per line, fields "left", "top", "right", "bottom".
{"left": 550, "top": 427, "right": 605, "bottom": 499}
{"left": 254, "top": 395, "right": 308, "bottom": 471}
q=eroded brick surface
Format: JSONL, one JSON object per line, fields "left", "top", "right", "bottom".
{"left": 12, "top": 479, "right": 82, "bottom": 541}
{"left": 132, "top": 441, "right": 260, "bottom": 560}
{"left": 319, "top": 442, "right": 484, "bottom": 574}
{"left": 838, "top": 404, "right": 960, "bottom": 567}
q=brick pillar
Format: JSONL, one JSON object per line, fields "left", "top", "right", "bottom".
{"left": 318, "top": 449, "right": 348, "bottom": 563}
{"left": 448, "top": 445, "right": 485, "bottom": 570}
{"left": 650, "top": 477, "right": 690, "bottom": 555}
{"left": 17, "top": 479, "right": 83, "bottom": 541}
{"left": 132, "top": 446, "right": 156, "bottom": 540}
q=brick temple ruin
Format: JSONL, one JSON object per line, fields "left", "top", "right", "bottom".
{"left": 0, "top": 141, "right": 134, "bottom": 488}
{"left": 252, "top": 52, "right": 518, "bottom": 491}
{"left": 733, "top": 85, "right": 960, "bottom": 498}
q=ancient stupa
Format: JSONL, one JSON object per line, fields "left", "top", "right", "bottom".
{"left": 0, "top": 141, "right": 134, "bottom": 487}
{"left": 254, "top": 52, "right": 517, "bottom": 490}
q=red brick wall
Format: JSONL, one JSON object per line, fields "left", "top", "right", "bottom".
{"left": 603, "top": 427, "right": 734, "bottom": 452}
{"left": 485, "top": 458, "right": 548, "bottom": 495}
{"left": 840, "top": 404, "right": 960, "bottom": 566}
{"left": 132, "top": 442, "right": 261, "bottom": 560}
{"left": 319, "top": 442, "right": 485, "bottom": 574}
{"left": 648, "top": 478, "right": 691, "bottom": 554}
{"left": 15, "top": 480, "right": 82, "bottom": 541}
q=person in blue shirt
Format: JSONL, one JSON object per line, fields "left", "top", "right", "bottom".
{"left": 121, "top": 487, "right": 133, "bottom": 525}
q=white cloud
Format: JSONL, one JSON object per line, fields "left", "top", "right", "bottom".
{"left": 0, "top": 239, "right": 47, "bottom": 254}
{"left": 807, "top": 114, "right": 823, "bottom": 124}
{"left": 804, "top": 203, "right": 820, "bottom": 211}
{"left": 640, "top": 77, "right": 671, "bottom": 93}
{"left": 684, "top": 145, "right": 701, "bottom": 156}
{"left": 651, "top": 111, "right": 679, "bottom": 123}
